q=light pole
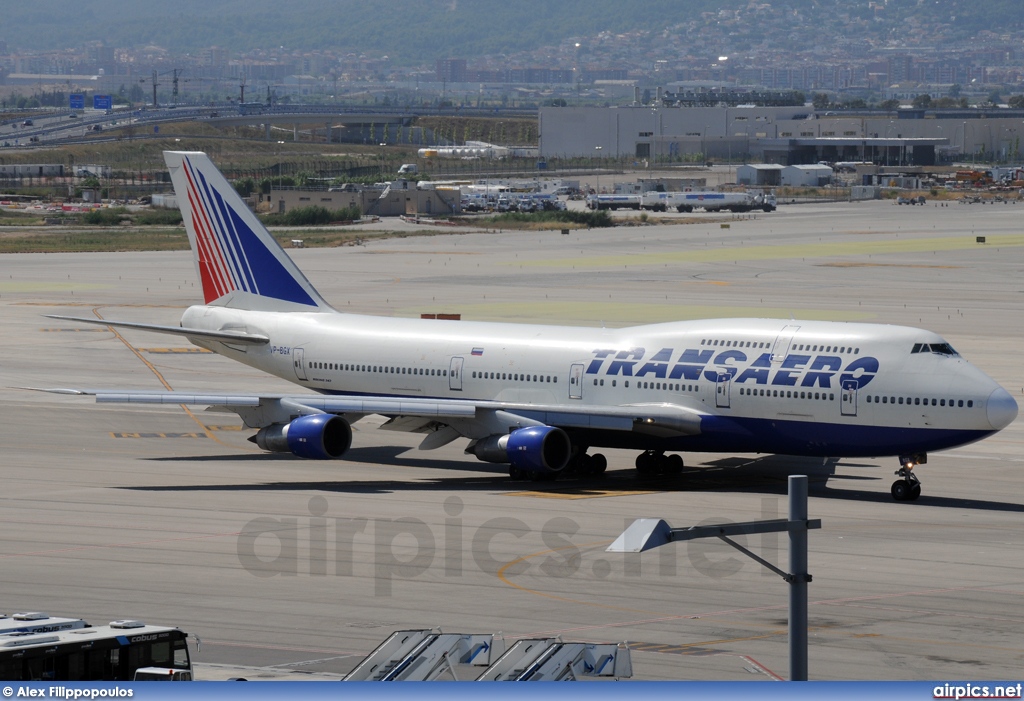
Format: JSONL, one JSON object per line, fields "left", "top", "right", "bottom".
{"left": 650, "top": 108, "right": 659, "bottom": 170}
{"left": 608, "top": 474, "right": 821, "bottom": 681}
{"left": 594, "top": 145, "right": 602, "bottom": 193}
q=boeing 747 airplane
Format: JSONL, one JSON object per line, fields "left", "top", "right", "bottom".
{"left": 45, "top": 151, "right": 1017, "bottom": 501}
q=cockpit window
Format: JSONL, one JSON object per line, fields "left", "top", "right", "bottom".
{"left": 911, "top": 342, "right": 958, "bottom": 356}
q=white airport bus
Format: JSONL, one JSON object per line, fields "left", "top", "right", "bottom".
{"left": 0, "top": 620, "right": 193, "bottom": 681}
{"left": 0, "top": 612, "right": 88, "bottom": 636}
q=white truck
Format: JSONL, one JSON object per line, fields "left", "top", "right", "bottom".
{"left": 585, "top": 194, "right": 642, "bottom": 210}
{"left": 641, "top": 190, "right": 776, "bottom": 213}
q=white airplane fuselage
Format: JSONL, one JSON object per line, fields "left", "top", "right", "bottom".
{"left": 184, "top": 305, "right": 1015, "bottom": 459}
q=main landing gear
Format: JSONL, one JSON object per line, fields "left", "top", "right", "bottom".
{"left": 635, "top": 450, "right": 684, "bottom": 477}
{"left": 891, "top": 454, "right": 925, "bottom": 501}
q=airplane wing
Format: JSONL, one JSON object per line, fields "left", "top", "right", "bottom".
{"left": 28, "top": 388, "right": 713, "bottom": 445}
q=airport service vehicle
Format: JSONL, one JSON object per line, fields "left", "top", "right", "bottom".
{"left": 641, "top": 190, "right": 776, "bottom": 213}
{"left": 0, "top": 612, "right": 87, "bottom": 636}
{"left": 0, "top": 620, "right": 192, "bottom": 681}
{"left": 43, "top": 151, "right": 1017, "bottom": 502}
{"left": 586, "top": 193, "right": 641, "bottom": 210}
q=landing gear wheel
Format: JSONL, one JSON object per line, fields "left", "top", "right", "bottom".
{"left": 509, "top": 466, "right": 525, "bottom": 480}
{"left": 635, "top": 450, "right": 660, "bottom": 476}
{"left": 589, "top": 453, "right": 608, "bottom": 475}
{"left": 891, "top": 480, "right": 911, "bottom": 501}
{"left": 665, "top": 453, "right": 684, "bottom": 476}
{"left": 891, "top": 462, "right": 923, "bottom": 501}
{"left": 636, "top": 451, "right": 681, "bottom": 476}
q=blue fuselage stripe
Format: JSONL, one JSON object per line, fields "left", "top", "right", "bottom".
{"left": 311, "top": 387, "right": 992, "bottom": 457}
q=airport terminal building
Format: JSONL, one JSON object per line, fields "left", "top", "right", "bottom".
{"left": 538, "top": 105, "right": 1024, "bottom": 167}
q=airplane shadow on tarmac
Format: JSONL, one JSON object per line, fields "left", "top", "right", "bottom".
{"left": 123, "top": 448, "right": 1024, "bottom": 512}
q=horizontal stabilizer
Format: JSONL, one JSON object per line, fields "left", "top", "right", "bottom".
{"left": 43, "top": 315, "right": 269, "bottom": 345}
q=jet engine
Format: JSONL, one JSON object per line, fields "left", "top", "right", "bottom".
{"left": 252, "top": 414, "right": 352, "bottom": 459}
{"left": 470, "top": 425, "right": 572, "bottom": 474}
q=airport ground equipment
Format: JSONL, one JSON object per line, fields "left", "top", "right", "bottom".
{"left": 343, "top": 629, "right": 505, "bottom": 681}
{"left": 475, "top": 638, "right": 632, "bottom": 681}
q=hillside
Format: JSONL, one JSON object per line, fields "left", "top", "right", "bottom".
{"left": 3, "top": 0, "right": 1022, "bottom": 66}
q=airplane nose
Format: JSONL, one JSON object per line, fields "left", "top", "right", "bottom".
{"left": 986, "top": 387, "right": 1018, "bottom": 430}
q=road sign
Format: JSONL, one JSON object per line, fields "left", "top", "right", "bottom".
{"left": 70, "top": 94, "right": 85, "bottom": 110}
{"left": 93, "top": 95, "right": 112, "bottom": 110}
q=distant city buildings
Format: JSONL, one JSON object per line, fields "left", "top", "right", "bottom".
{"left": 0, "top": 8, "right": 1022, "bottom": 108}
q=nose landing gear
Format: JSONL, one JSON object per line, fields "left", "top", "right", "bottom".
{"left": 891, "top": 454, "right": 925, "bottom": 501}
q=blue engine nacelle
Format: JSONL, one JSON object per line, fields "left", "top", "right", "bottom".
{"left": 253, "top": 414, "right": 352, "bottom": 460}
{"left": 471, "top": 425, "right": 572, "bottom": 473}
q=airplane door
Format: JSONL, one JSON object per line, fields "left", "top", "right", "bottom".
{"left": 569, "top": 363, "right": 584, "bottom": 400}
{"left": 715, "top": 372, "right": 731, "bottom": 408}
{"left": 449, "top": 356, "right": 464, "bottom": 391}
{"left": 841, "top": 380, "right": 858, "bottom": 417}
{"left": 770, "top": 324, "right": 801, "bottom": 363}
{"left": 293, "top": 347, "right": 307, "bottom": 381}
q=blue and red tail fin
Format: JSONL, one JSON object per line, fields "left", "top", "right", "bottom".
{"left": 164, "top": 151, "right": 333, "bottom": 312}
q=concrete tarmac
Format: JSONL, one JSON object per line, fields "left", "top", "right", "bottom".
{"left": 1, "top": 198, "right": 1023, "bottom": 681}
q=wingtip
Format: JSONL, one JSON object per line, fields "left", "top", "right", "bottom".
{"left": 15, "top": 387, "right": 90, "bottom": 395}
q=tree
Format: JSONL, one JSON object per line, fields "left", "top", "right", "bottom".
{"left": 233, "top": 177, "right": 256, "bottom": 198}
{"left": 987, "top": 90, "right": 1002, "bottom": 106}
{"left": 812, "top": 92, "right": 830, "bottom": 109}
{"left": 912, "top": 94, "right": 933, "bottom": 109}
{"left": 879, "top": 98, "right": 901, "bottom": 111}
{"left": 128, "top": 83, "right": 145, "bottom": 104}
{"left": 1008, "top": 95, "right": 1024, "bottom": 109}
